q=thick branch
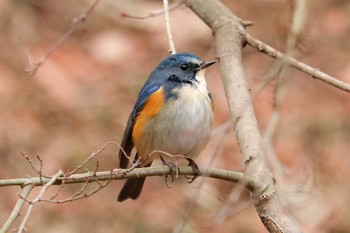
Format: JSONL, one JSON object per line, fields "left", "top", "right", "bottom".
{"left": 0, "top": 166, "right": 256, "bottom": 191}
{"left": 185, "top": 0, "right": 302, "bottom": 232}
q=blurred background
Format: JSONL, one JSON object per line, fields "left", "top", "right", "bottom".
{"left": 0, "top": 0, "right": 349, "bottom": 232}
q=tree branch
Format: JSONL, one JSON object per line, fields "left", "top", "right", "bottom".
{"left": 0, "top": 185, "right": 33, "bottom": 233}
{"left": 0, "top": 166, "right": 255, "bottom": 191}
{"left": 17, "top": 170, "right": 64, "bottom": 233}
{"left": 242, "top": 31, "right": 350, "bottom": 93}
{"left": 24, "top": 0, "right": 101, "bottom": 75}
{"left": 163, "top": 0, "right": 177, "bottom": 54}
{"left": 1, "top": 166, "right": 255, "bottom": 232}
{"left": 121, "top": 1, "right": 183, "bottom": 20}
{"left": 185, "top": 0, "right": 302, "bottom": 232}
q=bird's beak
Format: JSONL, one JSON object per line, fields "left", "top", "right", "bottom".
{"left": 199, "top": 61, "right": 216, "bottom": 70}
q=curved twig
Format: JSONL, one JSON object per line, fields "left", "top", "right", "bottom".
{"left": 24, "top": 0, "right": 101, "bottom": 75}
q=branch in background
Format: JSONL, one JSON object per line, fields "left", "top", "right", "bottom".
{"left": 121, "top": 1, "right": 183, "bottom": 20}
{"left": 241, "top": 31, "right": 350, "bottom": 93}
{"left": 210, "top": 186, "right": 249, "bottom": 231}
{"left": 0, "top": 185, "right": 33, "bottom": 233}
{"left": 262, "top": 0, "right": 308, "bottom": 178}
{"left": 163, "top": 0, "right": 177, "bottom": 54}
{"left": 185, "top": 0, "right": 302, "bottom": 232}
{"left": 20, "top": 152, "right": 46, "bottom": 179}
{"left": 23, "top": 0, "right": 101, "bottom": 75}
{"left": 17, "top": 170, "right": 64, "bottom": 233}
{"left": 263, "top": 0, "right": 306, "bottom": 142}
{"left": 173, "top": 125, "right": 230, "bottom": 233}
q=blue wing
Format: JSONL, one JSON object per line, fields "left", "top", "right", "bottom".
{"left": 119, "top": 83, "right": 161, "bottom": 168}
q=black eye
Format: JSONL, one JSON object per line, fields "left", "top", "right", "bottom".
{"left": 180, "top": 64, "right": 189, "bottom": 71}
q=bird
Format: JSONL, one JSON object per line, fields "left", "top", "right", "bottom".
{"left": 117, "top": 52, "right": 215, "bottom": 202}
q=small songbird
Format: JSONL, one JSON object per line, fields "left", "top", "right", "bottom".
{"left": 117, "top": 52, "right": 215, "bottom": 202}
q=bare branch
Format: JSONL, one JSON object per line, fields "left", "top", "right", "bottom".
{"left": 0, "top": 166, "right": 255, "bottom": 191}
{"left": 241, "top": 31, "right": 350, "bottom": 93}
{"left": 42, "top": 178, "right": 112, "bottom": 204}
{"left": 48, "top": 174, "right": 66, "bottom": 201}
{"left": 42, "top": 164, "right": 113, "bottom": 204}
{"left": 0, "top": 185, "right": 33, "bottom": 233}
{"left": 174, "top": 125, "right": 230, "bottom": 232}
{"left": 163, "top": 0, "right": 177, "bottom": 54}
{"left": 20, "top": 153, "right": 45, "bottom": 178}
{"left": 211, "top": 186, "right": 247, "bottom": 228}
{"left": 23, "top": 0, "right": 101, "bottom": 75}
{"left": 121, "top": 1, "right": 183, "bottom": 20}
{"left": 264, "top": 0, "right": 306, "bottom": 140}
{"left": 262, "top": 0, "right": 308, "bottom": 177}
{"left": 17, "top": 170, "right": 64, "bottom": 233}
{"left": 0, "top": 164, "right": 253, "bottom": 232}
{"left": 66, "top": 142, "right": 118, "bottom": 176}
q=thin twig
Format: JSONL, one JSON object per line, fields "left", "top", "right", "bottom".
{"left": 24, "top": 0, "right": 101, "bottom": 75}
{"left": 41, "top": 174, "right": 113, "bottom": 204}
{"left": 66, "top": 141, "right": 120, "bottom": 176}
{"left": 210, "top": 120, "right": 231, "bottom": 137}
{"left": 0, "top": 185, "right": 33, "bottom": 233}
{"left": 121, "top": 1, "right": 183, "bottom": 20}
{"left": 20, "top": 153, "right": 46, "bottom": 178}
{"left": 17, "top": 170, "right": 64, "bottom": 233}
{"left": 264, "top": 0, "right": 307, "bottom": 143}
{"left": 48, "top": 174, "right": 66, "bottom": 200}
{"left": 261, "top": 0, "right": 308, "bottom": 179}
{"left": 163, "top": 0, "right": 177, "bottom": 54}
{"left": 206, "top": 186, "right": 252, "bottom": 233}
{"left": 36, "top": 156, "right": 44, "bottom": 184}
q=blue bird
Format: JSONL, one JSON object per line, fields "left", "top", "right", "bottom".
{"left": 117, "top": 52, "right": 215, "bottom": 202}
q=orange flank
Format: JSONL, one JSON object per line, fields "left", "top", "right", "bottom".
{"left": 132, "top": 88, "right": 165, "bottom": 146}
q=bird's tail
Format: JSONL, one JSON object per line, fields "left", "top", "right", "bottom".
{"left": 117, "top": 163, "right": 151, "bottom": 202}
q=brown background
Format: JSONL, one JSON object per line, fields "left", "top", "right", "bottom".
{"left": 0, "top": 0, "right": 349, "bottom": 232}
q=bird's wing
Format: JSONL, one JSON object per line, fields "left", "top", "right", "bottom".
{"left": 119, "top": 84, "right": 162, "bottom": 168}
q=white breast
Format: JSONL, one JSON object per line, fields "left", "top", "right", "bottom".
{"left": 138, "top": 73, "right": 213, "bottom": 161}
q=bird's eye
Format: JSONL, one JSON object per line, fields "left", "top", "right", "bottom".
{"left": 180, "top": 64, "right": 189, "bottom": 71}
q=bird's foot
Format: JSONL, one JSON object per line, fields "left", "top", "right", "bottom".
{"left": 160, "top": 156, "right": 179, "bottom": 188}
{"left": 185, "top": 158, "right": 200, "bottom": 183}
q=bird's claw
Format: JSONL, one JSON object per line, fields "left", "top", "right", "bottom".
{"left": 184, "top": 158, "right": 200, "bottom": 183}
{"left": 160, "top": 157, "right": 179, "bottom": 188}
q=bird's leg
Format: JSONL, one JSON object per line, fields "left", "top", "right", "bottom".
{"left": 185, "top": 158, "right": 200, "bottom": 183}
{"left": 160, "top": 156, "right": 179, "bottom": 187}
